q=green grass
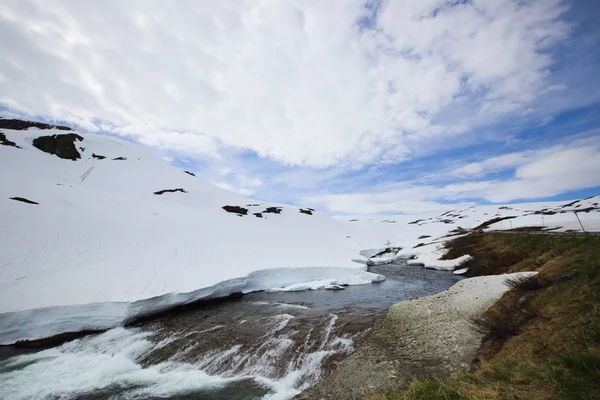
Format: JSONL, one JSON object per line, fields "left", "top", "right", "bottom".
{"left": 373, "top": 352, "right": 600, "bottom": 400}
{"left": 372, "top": 233, "right": 600, "bottom": 400}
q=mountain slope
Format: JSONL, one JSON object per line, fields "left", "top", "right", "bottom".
{"left": 0, "top": 121, "right": 379, "bottom": 343}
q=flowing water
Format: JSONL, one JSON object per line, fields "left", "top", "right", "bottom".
{"left": 0, "top": 261, "right": 462, "bottom": 400}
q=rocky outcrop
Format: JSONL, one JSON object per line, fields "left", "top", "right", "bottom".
{"left": 0, "top": 118, "right": 72, "bottom": 131}
{"left": 264, "top": 207, "right": 282, "bottom": 214}
{"left": 32, "top": 134, "right": 84, "bottom": 160}
{"left": 299, "top": 208, "right": 313, "bottom": 215}
{"left": 112, "top": 156, "right": 127, "bottom": 161}
{"left": 222, "top": 205, "right": 248, "bottom": 216}
{"left": 0, "top": 133, "right": 21, "bottom": 148}
{"left": 92, "top": 153, "right": 106, "bottom": 160}
{"left": 154, "top": 188, "right": 187, "bottom": 195}
{"left": 184, "top": 170, "right": 195, "bottom": 177}
{"left": 10, "top": 197, "right": 39, "bottom": 205}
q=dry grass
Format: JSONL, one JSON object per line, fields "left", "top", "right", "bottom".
{"left": 504, "top": 274, "right": 544, "bottom": 292}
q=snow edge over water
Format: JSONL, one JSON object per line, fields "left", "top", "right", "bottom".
{"left": 0, "top": 266, "right": 384, "bottom": 345}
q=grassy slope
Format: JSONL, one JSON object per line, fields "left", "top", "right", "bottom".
{"left": 372, "top": 233, "right": 600, "bottom": 400}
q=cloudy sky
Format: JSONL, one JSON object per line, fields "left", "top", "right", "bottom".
{"left": 1, "top": 0, "right": 599, "bottom": 214}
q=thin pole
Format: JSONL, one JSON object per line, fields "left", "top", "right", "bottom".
{"left": 574, "top": 212, "right": 587, "bottom": 234}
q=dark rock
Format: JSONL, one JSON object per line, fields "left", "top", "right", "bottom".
{"left": 254, "top": 212, "right": 263, "bottom": 218}
{"left": 247, "top": 203, "right": 260, "bottom": 207}
{"left": 418, "top": 235, "right": 431, "bottom": 239}
{"left": 222, "top": 205, "right": 248, "bottom": 216}
{"left": 263, "top": 207, "right": 282, "bottom": 214}
{"left": 299, "top": 208, "right": 313, "bottom": 215}
{"left": 112, "top": 157, "right": 127, "bottom": 161}
{"left": 408, "top": 219, "right": 425, "bottom": 225}
{"left": 0, "top": 132, "right": 21, "bottom": 148}
{"left": 0, "top": 118, "right": 72, "bottom": 131}
{"left": 92, "top": 153, "right": 106, "bottom": 160}
{"left": 10, "top": 197, "right": 39, "bottom": 205}
{"left": 79, "top": 147, "right": 85, "bottom": 152}
{"left": 154, "top": 188, "right": 187, "bottom": 195}
{"left": 184, "top": 170, "right": 195, "bottom": 177}
{"left": 473, "top": 216, "right": 517, "bottom": 230}
{"left": 32, "top": 133, "right": 84, "bottom": 160}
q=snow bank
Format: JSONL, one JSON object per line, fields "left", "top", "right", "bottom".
{"left": 407, "top": 254, "right": 472, "bottom": 271}
{"left": 0, "top": 266, "right": 383, "bottom": 344}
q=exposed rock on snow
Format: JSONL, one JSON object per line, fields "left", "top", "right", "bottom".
{"left": 222, "top": 205, "right": 248, "bottom": 215}
{"left": 184, "top": 170, "right": 195, "bottom": 177}
{"left": 153, "top": 188, "right": 187, "bottom": 195}
{"left": 264, "top": 206, "right": 283, "bottom": 214}
{"left": 9, "top": 197, "right": 39, "bottom": 205}
{"left": 32, "top": 133, "right": 84, "bottom": 160}
{"left": 0, "top": 118, "right": 72, "bottom": 131}
{"left": 112, "top": 156, "right": 127, "bottom": 161}
{"left": 474, "top": 215, "right": 517, "bottom": 230}
{"left": 297, "top": 272, "right": 537, "bottom": 400}
{"left": 91, "top": 153, "right": 105, "bottom": 160}
{"left": 0, "top": 132, "right": 20, "bottom": 148}
{"left": 299, "top": 208, "right": 313, "bottom": 215}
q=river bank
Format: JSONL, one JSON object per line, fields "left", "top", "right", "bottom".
{"left": 296, "top": 272, "right": 533, "bottom": 399}
{"left": 302, "top": 233, "right": 600, "bottom": 400}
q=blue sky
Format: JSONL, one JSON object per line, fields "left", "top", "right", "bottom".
{"left": 1, "top": 0, "right": 599, "bottom": 214}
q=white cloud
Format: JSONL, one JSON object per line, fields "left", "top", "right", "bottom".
{"left": 308, "top": 142, "right": 600, "bottom": 214}
{"left": 449, "top": 151, "right": 536, "bottom": 177}
{"left": 0, "top": 0, "right": 570, "bottom": 167}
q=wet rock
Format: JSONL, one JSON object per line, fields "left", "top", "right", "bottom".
{"left": 32, "top": 133, "right": 84, "bottom": 160}
{"left": 0, "top": 133, "right": 21, "bottom": 148}
{"left": 222, "top": 205, "right": 248, "bottom": 216}
{"left": 154, "top": 188, "right": 187, "bottom": 195}
{"left": 0, "top": 118, "right": 72, "bottom": 131}
{"left": 9, "top": 197, "right": 39, "bottom": 205}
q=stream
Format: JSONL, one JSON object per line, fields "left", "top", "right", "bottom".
{"left": 0, "top": 261, "right": 462, "bottom": 400}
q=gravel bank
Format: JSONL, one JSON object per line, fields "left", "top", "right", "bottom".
{"left": 296, "top": 272, "right": 536, "bottom": 400}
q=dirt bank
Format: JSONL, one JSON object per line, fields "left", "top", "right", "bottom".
{"left": 297, "top": 272, "right": 533, "bottom": 399}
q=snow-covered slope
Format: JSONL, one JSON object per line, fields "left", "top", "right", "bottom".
{"left": 337, "top": 196, "right": 600, "bottom": 272}
{"left": 0, "top": 121, "right": 382, "bottom": 343}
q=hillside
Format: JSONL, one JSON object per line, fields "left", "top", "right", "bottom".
{"left": 0, "top": 119, "right": 380, "bottom": 344}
